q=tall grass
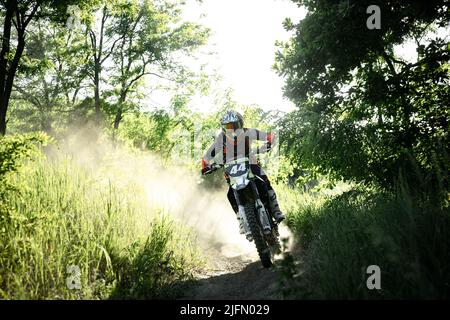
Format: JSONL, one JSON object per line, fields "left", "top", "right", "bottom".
{"left": 0, "top": 156, "right": 203, "bottom": 299}
{"left": 281, "top": 183, "right": 450, "bottom": 299}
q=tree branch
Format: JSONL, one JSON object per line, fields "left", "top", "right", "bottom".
{"left": 13, "top": 83, "right": 42, "bottom": 109}
{"left": 389, "top": 56, "right": 408, "bottom": 67}
{"left": 89, "top": 30, "right": 97, "bottom": 57}
{"left": 23, "top": 0, "right": 42, "bottom": 29}
{"left": 101, "top": 34, "right": 126, "bottom": 64}
{"left": 97, "top": 5, "right": 108, "bottom": 63}
{"left": 14, "top": 5, "right": 22, "bottom": 34}
{"left": 381, "top": 51, "right": 397, "bottom": 76}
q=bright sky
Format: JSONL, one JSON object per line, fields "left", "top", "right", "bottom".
{"left": 146, "top": 0, "right": 306, "bottom": 113}
{"left": 146, "top": 2, "right": 448, "bottom": 114}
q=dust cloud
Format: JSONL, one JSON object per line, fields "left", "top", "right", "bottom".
{"left": 47, "top": 124, "right": 294, "bottom": 263}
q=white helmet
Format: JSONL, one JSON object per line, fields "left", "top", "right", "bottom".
{"left": 220, "top": 110, "right": 244, "bottom": 131}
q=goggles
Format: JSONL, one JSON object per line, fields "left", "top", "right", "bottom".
{"left": 223, "top": 122, "right": 242, "bottom": 130}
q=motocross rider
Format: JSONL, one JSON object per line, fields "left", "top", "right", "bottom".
{"left": 201, "top": 110, "right": 285, "bottom": 231}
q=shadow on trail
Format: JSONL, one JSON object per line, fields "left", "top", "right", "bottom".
{"left": 176, "top": 235, "right": 302, "bottom": 300}
{"left": 179, "top": 259, "right": 282, "bottom": 300}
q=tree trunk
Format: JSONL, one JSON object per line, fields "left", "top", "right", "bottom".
{"left": 113, "top": 91, "right": 126, "bottom": 131}
{"left": 113, "top": 107, "right": 122, "bottom": 131}
{"left": 94, "top": 59, "right": 101, "bottom": 122}
{"left": 111, "top": 105, "right": 122, "bottom": 144}
{"left": 0, "top": 38, "right": 25, "bottom": 136}
{"left": 3, "top": 35, "right": 26, "bottom": 102}
{"left": 112, "top": 91, "right": 127, "bottom": 142}
{"left": 0, "top": 106, "right": 7, "bottom": 136}
{"left": 0, "top": 0, "right": 37, "bottom": 135}
{"left": 92, "top": 5, "right": 109, "bottom": 126}
{"left": 0, "top": 0, "right": 15, "bottom": 135}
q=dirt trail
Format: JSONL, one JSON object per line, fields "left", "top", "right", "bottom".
{"left": 180, "top": 225, "right": 296, "bottom": 300}
{"left": 125, "top": 158, "right": 298, "bottom": 300}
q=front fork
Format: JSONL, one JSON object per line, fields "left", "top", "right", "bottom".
{"left": 234, "top": 181, "right": 272, "bottom": 237}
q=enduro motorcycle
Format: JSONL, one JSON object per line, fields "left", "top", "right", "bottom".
{"left": 204, "top": 157, "right": 282, "bottom": 268}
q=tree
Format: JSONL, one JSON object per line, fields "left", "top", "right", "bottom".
{"left": 0, "top": 0, "right": 98, "bottom": 135}
{"left": 275, "top": 0, "right": 449, "bottom": 201}
{"left": 107, "top": 0, "right": 209, "bottom": 134}
{"left": 11, "top": 19, "right": 91, "bottom": 133}
{"left": 86, "top": 1, "right": 125, "bottom": 123}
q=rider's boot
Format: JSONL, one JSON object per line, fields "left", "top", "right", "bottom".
{"left": 238, "top": 217, "right": 246, "bottom": 235}
{"left": 232, "top": 205, "right": 246, "bottom": 235}
{"left": 268, "top": 190, "right": 285, "bottom": 223}
{"left": 237, "top": 215, "right": 253, "bottom": 241}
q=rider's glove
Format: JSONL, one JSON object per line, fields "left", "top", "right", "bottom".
{"left": 201, "top": 158, "right": 210, "bottom": 175}
{"left": 202, "top": 166, "right": 211, "bottom": 175}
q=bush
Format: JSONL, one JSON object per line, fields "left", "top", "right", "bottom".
{"left": 0, "top": 148, "right": 203, "bottom": 299}
{"left": 109, "top": 217, "right": 201, "bottom": 299}
{"left": 0, "top": 133, "right": 49, "bottom": 227}
{"left": 282, "top": 185, "right": 450, "bottom": 299}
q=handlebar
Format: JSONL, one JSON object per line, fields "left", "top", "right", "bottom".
{"left": 211, "top": 163, "right": 223, "bottom": 170}
{"left": 203, "top": 148, "right": 270, "bottom": 175}
{"left": 203, "top": 163, "right": 222, "bottom": 175}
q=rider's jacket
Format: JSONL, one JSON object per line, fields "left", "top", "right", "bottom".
{"left": 201, "top": 128, "right": 273, "bottom": 170}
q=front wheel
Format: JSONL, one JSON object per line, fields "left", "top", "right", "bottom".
{"left": 244, "top": 203, "right": 273, "bottom": 268}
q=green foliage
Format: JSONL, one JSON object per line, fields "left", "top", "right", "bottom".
{"left": 13, "top": 19, "right": 92, "bottom": 134}
{"left": 109, "top": 216, "right": 200, "bottom": 299}
{"left": 282, "top": 184, "right": 450, "bottom": 299}
{"left": 0, "top": 0, "right": 101, "bottom": 135}
{"left": 276, "top": 0, "right": 450, "bottom": 202}
{"left": 0, "top": 133, "right": 50, "bottom": 217}
{"left": 9, "top": 0, "right": 209, "bottom": 136}
{"left": 0, "top": 132, "right": 49, "bottom": 178}
{"left": 0, "top": 153, "right": 202, "bottom": 299}
{"left": 107, "top": 0, "right": 209, "bottom": 130}
{"left": 117, "top": 111, "right": 173, "bottom": 154}
{"left": 275, "top": 2, "right": 450, "bottom": 298}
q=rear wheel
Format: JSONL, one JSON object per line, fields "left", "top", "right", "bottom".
{"left": 244, "top": 203, "right": 273, "bottom": 268}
